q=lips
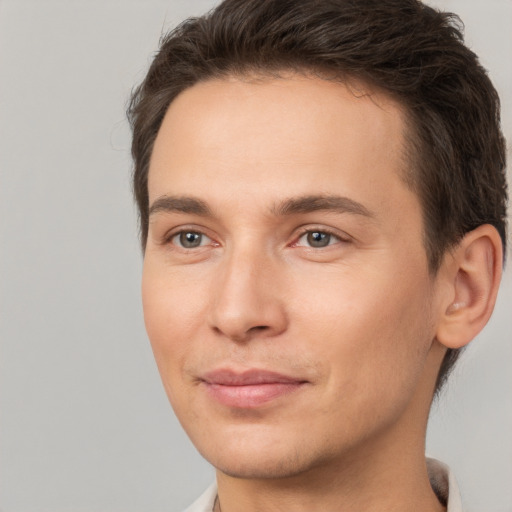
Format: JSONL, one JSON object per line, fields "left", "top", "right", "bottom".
{"left": 200, "top": 369, "right": 307, "bottom": 408}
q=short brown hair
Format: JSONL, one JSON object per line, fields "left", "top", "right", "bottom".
{"left": 128, "top": 0, "right": 508, "bottom": 392}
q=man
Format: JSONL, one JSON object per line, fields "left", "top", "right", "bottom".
{"left": 128, "top": 0, "right": 507, "bottom": 510}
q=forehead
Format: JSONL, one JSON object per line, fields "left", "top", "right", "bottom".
{"left": 148, "top": 74, "right": 414, "bottom": 220}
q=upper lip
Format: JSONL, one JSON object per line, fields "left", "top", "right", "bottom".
{"left": 201, "top": 369, "right": 307, "bottom": 386}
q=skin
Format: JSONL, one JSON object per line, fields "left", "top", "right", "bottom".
{"left": 142, "top": 75, "right": 501, "bottom": 511}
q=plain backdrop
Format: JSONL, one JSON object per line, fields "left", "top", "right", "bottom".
{"left": 0, "top": 1, "right": 510, "bottom": 511}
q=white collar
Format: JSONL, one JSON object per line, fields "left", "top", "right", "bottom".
{"left": 427, "top": 457, "right": 463, "bottom": 511}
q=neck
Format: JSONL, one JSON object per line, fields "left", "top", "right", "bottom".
{"left": 215, "top": 442, "right": 444, "bottom": 512}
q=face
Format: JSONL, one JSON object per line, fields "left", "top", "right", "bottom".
{"left": 143, "top": 75, "right": 444, "bottom": 479}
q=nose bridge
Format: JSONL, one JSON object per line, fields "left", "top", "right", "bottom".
{"left": 209, "top": 238, "right": 287, "bottom": 341}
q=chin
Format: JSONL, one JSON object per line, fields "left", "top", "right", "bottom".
{"left": 209, "top": 451, "right": 319, "bottom": 480}
{"left": 190, "top": 425, "right": 334, "bottom": 480}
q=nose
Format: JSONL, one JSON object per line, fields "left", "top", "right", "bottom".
{"left": 208, "top": 247, "right": 288, "bottom": 343}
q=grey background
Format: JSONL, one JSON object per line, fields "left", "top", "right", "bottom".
{"left": 0, "top": 1, "right": 510, "bottom": 511}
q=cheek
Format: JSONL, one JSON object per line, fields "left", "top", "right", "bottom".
{"left": 291, "top": 263, "right": 434, "bottom": 403}
{"left": 141, "top": 261, "right": 206, "bottom": 376}
{"left": 141, "top": 264, "right": 213, "bottom": 420}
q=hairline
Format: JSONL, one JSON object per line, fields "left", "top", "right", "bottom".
{"left": 142, "top": 67, "right": 439, "bottom": 272}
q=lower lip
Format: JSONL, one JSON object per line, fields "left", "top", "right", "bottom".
{"left": 203, "top": 382, "right": 305, "bottom": 408}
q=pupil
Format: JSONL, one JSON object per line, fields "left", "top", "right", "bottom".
{"left": 180, "top": 232, "right": 201, "bottom": 248}
{"left": 307, "top": 231, "right": 330, "bottom": 247}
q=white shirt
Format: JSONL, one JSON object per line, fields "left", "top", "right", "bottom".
{"left": 182, "top": 458, "right": 463, "bottom": 512}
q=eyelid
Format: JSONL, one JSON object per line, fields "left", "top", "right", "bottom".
{"left": 162, "top": 225, "right": 218, "bottom": 248}
{"left": 172, "top": 231, "right": 212, "bottom": 248}
{"left": 159, "top": 224, "right": 351, "bottom": 250}
{"left": 291, "top": 226, "right": 352, "bottom": 247}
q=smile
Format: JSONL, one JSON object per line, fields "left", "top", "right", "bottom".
{"left": 200, "top": 369, "right": 308, "bottom": 408}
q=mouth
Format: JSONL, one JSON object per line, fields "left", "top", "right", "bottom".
{"left": 200, "top": 369, "right": 308, "bottom": 408}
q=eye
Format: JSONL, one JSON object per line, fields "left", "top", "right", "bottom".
{"left": 296, "top": 230, "right": 343, "bottom": 248}
{"left": 171, "top": 230, "right": 211, "bottom": 249}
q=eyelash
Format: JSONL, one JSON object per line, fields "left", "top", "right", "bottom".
{"left": 164, "top": 226, "right": 350, "bottom": 251}
{"left": 164, "top": 229, "right": 215, "bottom": 249}
{"left": 292, "top": 227, "right": 350, "bottom": 249}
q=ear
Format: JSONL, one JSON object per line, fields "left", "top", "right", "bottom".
{"left": 435, "top": 224, "right": 503, "bottom": 349}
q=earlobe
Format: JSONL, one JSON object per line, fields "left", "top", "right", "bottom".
{"left": 436, "top": 224, "right": 503, "bottom": 349}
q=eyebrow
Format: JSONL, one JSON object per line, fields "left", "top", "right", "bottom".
{"left": 148, "top": 194, "right": 374, "bottom": 220}
{"left": 149, "top": 195, "right": 212, "bottom": 217}
{"left": 272, "top": 195, "right": 375, "bottom": 218}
